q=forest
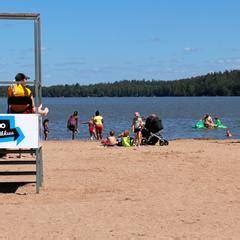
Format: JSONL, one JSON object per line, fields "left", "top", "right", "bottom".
{"left": 1, "top": 70, "right": 240, "bottom": 97}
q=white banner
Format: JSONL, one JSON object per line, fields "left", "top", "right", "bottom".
{"left": 0, "top": 114, "right": 40, "bottom": 149}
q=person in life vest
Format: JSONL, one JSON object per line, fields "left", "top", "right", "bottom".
{"left": 7, "top": 73, "right": 48, "bottom": 115}
{"left": 118, "top": 130, "right": 134, "bottom": 147}
{"left": 67, "top": 111, "right": 79, "bottom": 140}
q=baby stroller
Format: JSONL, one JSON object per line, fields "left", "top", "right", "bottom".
{"left": 141, "top": 114, "right": 169, "bottom": 146}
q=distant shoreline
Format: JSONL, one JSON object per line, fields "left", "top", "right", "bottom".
{"left": 1, "top": 70, "right": 240, "bottom": 97}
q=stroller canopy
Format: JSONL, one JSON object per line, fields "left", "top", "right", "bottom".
{"left": 145, "top": 114, "right": 163, "bottom": 133}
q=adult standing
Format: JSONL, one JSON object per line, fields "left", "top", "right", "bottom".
{"left": 67, "top": 111, "right": 79, "bottom": 140}
{"left": 132, "top": 112, "right": 143, "bottom": 147}
{"left": 93, "top": 110, "right": 104, "bottom": 140}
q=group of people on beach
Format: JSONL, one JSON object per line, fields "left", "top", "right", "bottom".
{"left": 100, "top": 112, "right": 144, "bottom": 147}
{"left": 44, "top": 108, "right": 232, "bottom": 145}
{"left": 65, "top": 110, "right": 145, "bottom": 147}
{"left": 5, "top": 72, "right": 233, "bottom": 144}
{"left": 63, "top": 110, "right": 165, "bottom": 147}
{"left": 67, "top": 110, "right": 104, "bottom": 141}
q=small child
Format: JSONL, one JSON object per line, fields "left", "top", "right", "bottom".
{"left": 101, "top": 130, "right": 118, "bottom": 146}
{"left": 88, "top": 117, "right": 96, "bottom": 140}
{"left": 118, "top": 130, "right": 133, "bottom": 147}
{"left": 226, "top": 129, "right": 232, "bottom": 138}
{"left": 43, "top": 119, "right": 49, "bottom": 140}
{"left": 82, "top": 116, "right": 97, "bottom": 140}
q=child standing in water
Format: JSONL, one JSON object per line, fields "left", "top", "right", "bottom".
{"left": 43, "top": 119, "right": 49, "bottom": 140}
{"left": 226, "top": 129, "right": 232, "bottom": 137}
{"left": 88, "top": 117, "right": 96, "bottom": 140}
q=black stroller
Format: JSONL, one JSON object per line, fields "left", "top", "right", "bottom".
{"left": 141, "top": 114, "right": 169, "bottom": 146}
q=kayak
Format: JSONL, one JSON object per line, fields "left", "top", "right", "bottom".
{"left": 193, "top": 120, "right": 227, "bottom": 129}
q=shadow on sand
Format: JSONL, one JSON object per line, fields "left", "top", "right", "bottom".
{"left": 0, "top": 182, "right": 34, "bottom": 193}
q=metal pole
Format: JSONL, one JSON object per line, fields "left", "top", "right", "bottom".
{"left": 0, "top": 13, "right": 40, "bottom": 20}
{"left": 0, "top": 13, "right": 43, "bottom": 193}
{"left": 36, "top": 148, "right": 40, "bottom": 193}
{"left": 34, "top": 16, "right": 42, "bottom": 108}
{"left": 40, "top": 146, "right": 43, "bottom": 186}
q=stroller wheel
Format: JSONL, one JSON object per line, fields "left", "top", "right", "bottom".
{"left": 159, "top": 140, "right": 165, "bottom": 146}
{"left": 159, "top": 139, "right": 169, "bottom": 146}
{"left": 164, "top": 140, "right": 169, "bottom": 146}
{"left": 141, "top": 139, "right": 147, "bottom": 145}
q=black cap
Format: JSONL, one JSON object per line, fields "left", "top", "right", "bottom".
{"left": 15, "top": 73, "right": 30, "bottom": 82}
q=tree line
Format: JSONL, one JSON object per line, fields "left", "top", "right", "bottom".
{"left": 1, "top": 70, "right": 240, "bottom": 97}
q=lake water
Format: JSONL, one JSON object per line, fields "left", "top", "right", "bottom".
{"left": 1, "top": 97, "right": 240, "bottom": 140}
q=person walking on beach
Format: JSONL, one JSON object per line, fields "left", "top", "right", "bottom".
{"left": 132, "top": 112, "right": 143, "bottom": 147}
{"left": 67, "top": 111, "right": 79, "bottom": 140}
{"left": 43, "top": 119, "right": 49, "bottom": 140}
{"left": 93, "top": 110, "right": 104, "bottom": 140}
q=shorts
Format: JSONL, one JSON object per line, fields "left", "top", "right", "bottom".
{"left": 9, "top": 105, "right": 33, "bottom": 114}
{"left": 68, "top": 125, "right": 76, "bottom": 132}
{"left": 134, "top": 128, "right": 141, "bottom": 133}
{"left": 89, "top": 127, "right": 95, "bottom": 133}
{"left": 44, "top": 130, "right": 49, "bottom": 135}
{"left": 95, "top": 124, "right": 103, "bottom": 134}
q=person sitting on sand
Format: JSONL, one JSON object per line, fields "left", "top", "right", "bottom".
{"left": 101, "top": 130, "right": 118, "bottom": 146}
{"left": 118, "top": 130, "right": 133, "bottom": 147}
{"left": 203, "top": 114, "right": 216, "bottom": 128}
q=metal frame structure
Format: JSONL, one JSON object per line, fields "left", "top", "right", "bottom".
{"left": 0, "top": 13, "right": 43, "bottom": 193}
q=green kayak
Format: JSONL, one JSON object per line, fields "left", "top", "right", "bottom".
{"left": 193, "top": 119, "right": 227, "bottom": 129}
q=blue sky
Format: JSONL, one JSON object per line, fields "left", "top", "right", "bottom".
{"left": 0, "top": 0, "right": 240, "bottom": 86}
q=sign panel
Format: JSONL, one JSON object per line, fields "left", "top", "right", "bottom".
{"left": 0, "top": 114, "right": 40, "bottom": 149}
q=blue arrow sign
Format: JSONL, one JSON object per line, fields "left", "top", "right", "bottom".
{"left": 0, "top": 116, "right": 25, "bottom": 145}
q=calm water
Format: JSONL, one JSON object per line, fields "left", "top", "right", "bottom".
{"left": 1, "top": 97, "right": 240, "bottom": 140}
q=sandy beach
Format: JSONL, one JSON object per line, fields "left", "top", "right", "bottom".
{"left": 0, "top": 139, "right": 239, "bottom": 239}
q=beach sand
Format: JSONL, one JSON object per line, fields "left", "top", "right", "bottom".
{"left": 0, "top": 139, "right": 239, "bottom": 239}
